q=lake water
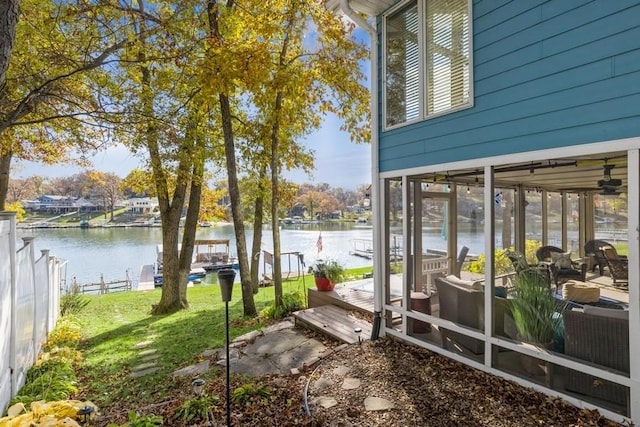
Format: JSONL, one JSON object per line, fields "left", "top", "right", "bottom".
{"left": 18, "top": 220, "right": 626, "bottom": 288}
{"left": 18, "top": 222, "right": 376, "bottom": 286}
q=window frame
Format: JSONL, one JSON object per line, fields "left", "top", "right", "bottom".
{"left": 382, "top": 0, "right": 474, "bottom": 131}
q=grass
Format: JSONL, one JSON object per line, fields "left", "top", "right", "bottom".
{"left": 74, "top": 267, "right": 372, "bottom": 410}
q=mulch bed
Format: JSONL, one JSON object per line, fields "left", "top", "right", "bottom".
{"left": 90, "top": 332, "right": 624, "bottom": 426}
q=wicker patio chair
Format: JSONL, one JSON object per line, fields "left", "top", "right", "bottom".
{"left": 601, "top": 246, "right": 628, "bottom": 285}
{"left": 563, "top": 308, "right": 629, "bottom": 409}
{"left": 535, "top": 245, "right": 586, "bottom": 286}
{"left": 584, "top": 239, "right": 613, "bottom": 276}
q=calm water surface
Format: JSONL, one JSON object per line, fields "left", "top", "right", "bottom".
{"left": 20, "top": 219, "right": 620, "bottom": 287}
{"left": 19, "top": 223, "right": 376, "bottom": 286}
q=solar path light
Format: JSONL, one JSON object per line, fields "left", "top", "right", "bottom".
{"left": 217, "top": 268, "right": 236, "bottom": 427}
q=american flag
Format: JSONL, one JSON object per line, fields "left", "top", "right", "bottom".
{"left": 316, "top": 233, "right": 323, "bottom": 254}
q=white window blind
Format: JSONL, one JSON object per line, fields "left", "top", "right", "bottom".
{"left": 426, "top": 0, "right": 470, "bottom": 115}
{"left": 383, "top": 0, "right": 471, "bottom": 128}
{"left": 385, "top": 2, "right": 420, "bottom": 127}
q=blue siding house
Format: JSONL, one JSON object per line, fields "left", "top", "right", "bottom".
{"left": 330, "top": 0, "right": 640, "bottom": 423}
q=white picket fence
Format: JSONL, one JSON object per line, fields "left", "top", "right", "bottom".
{"left": 0, "top": 212, "right": 62, "bottom": 414}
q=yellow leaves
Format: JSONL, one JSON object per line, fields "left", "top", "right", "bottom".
{"left": 0, "top": 400, "right": 97, "bottom": 427}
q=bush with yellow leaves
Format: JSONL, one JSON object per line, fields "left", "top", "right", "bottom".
{"left": 0, "top": 400, "right": 98, "bottom": 426}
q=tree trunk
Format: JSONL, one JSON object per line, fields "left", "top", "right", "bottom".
{"left": 270, "top": 91, "right": 285, "bottom": 307}
{"left": 0, "top": 0, "right": 19, "bottom": 93}
{"left": 0, "top": 151, "right": 11, "bottom": 211}
{"left": 207, "top": 0, "right": 255, "bottom": 316}
{"left": 220, "top": 93, "right": 255, "bottom": 316}
{"left": 135, "top": 8, "right": 190, "bottom": 315}
{"left": 250, "top": 167, "right": 267, "bottom": 294}
{"left": 0, "top": 1, "right": 18, "bottom": 203}
{"left": 179, "top": 149, "right": 205, "bottom": 306}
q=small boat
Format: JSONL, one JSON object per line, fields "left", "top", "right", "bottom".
{"left": 154, "top": 269, "right": 206, "bottom": 287}
{"left": 191, "top": 239, "right": 237, "bottom": 271}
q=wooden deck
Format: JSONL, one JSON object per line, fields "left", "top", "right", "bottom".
{"left": 307, "top": 283, "right": 375, "bottom": 315}
{"left": 293, "top": 305, "right": 372, "bottom": 344}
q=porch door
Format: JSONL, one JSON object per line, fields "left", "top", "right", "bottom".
{"left": 411, "top": 181, "right": 454, "bottom": 295}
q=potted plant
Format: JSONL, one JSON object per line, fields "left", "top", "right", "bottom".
{"left": 509, "top": 268, "right": 564, "bottom": 376}
{"left": 509, "top": 268, "right": 561, "bottom": 345}
{"left": 312, "top": 259, "right": 345, "bottom": 291}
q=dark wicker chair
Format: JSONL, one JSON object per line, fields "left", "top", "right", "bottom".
{"left": 563, "top": 309, "right": 629, "bottom": 409}
{"left": 601, "top": 246, "right": 628, "bottom": 285}
{"left": 434, "top": 276, "right": 510, "bottom": 355}
{"left": 584, "top": 239, "right": 614, "bottom": 276}
{"left": 535, "top": 245, "right": 586, "bottom": 286}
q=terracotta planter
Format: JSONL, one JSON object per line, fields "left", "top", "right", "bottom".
{"left": 315, "top": 277, "right": 335, "bottom": 291}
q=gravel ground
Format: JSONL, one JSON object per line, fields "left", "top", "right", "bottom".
{"left": 307, "top": 337, "right": 624, "bottom": 427}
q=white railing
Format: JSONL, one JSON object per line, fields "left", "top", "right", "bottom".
{"left": 0, "top": 212, "right": 61, "bottom": 414}
{"left": 421, "top": 255, "right": 449, "bottom": 294}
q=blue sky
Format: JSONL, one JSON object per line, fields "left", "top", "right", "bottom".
{"left": 15, "top": 113, "right": 372, "bottom": 190}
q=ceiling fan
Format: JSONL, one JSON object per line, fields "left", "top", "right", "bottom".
{"left": 597, "top": 165, "right": 622, "bottom": 190}
{"left": 556, "top": 164, "right": 624, "bottom": 195}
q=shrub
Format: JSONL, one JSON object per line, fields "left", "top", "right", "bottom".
{"left": 60, "top": 284, "right": 90, "bottom": 316}
{"left": 232, "top": 383, "right": 270, "bottom": 406}
{"left": 46, "top": 317, "right": 82, "bottom": 349}
{"left": 9, "top": 317, "right": 82, "bottom": 408}
{"left": 108, "top": 411, "right": 164, "bottom": 427}
{"left": 260, "top": 292, "right": 304, "bottom": 320}
{"left": 173, "top": 395, "right": 219, "bottom": 425}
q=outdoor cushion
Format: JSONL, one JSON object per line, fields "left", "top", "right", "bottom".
{"left": 562, "top": 281, "right": 600, "bottom": 303}
{"left": 550, "top": 251, "right": 572, "bottom": 269}
{"left": 445, "top": 274, "right": 483, "bottom": 290}
{"left": 583, "top": 305, "right": 629, "bottom": 320}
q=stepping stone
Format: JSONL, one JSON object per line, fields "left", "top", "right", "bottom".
{"left": 139, "top": 349, "right": 158, "bottom": 357}
{"left": 217, "top": 348, "right": 242, "bottom": 362}
{"left": 333, "top": 365, "right": 351, "bottom": 376}
{"left": 130, "top": 367, "right": 160, "bottom": 378}
{"left": 314, "top": 397, "right": 338, "bottom": 409}
{"left": 233, "top": 330, "right": 261, "bottom": 344}
{"left": 364, "top": 397, "right": 394, "bottom": 411}
{"left": 342, "top": 378, "right": 361, "bottom": 390}
{"left": 200, "top": 348, "right": 218, "bottom": 358}
{"left": 172, "top": 360, "right": 210, "bottom": 377}
{"left": 262, "top": 319, "right": 295, "bottom": 334}
{"left": 141, "top": 354, "right": 160, "bottom": 362}
{"left": 133, "top": 340, "right": 153, "bottom": 349}
{"left": 131, "top": 362, "right": 157, "bottom": 371}
{"left": 312, "top": 376, "right": 334, "bottom": 392}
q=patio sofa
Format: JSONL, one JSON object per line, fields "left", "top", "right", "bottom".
{"left": 434, "top": 276, "right": 511, "bottom": 355}
{"left": 563, "top": 307, "right": 629, "bottom": 408}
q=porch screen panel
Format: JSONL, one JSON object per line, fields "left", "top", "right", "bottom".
{"left": 426, "top": 0, "right": 470, "bottom": 115}
{"left": 385, "top": 2, "right": 420, "bottom": 127}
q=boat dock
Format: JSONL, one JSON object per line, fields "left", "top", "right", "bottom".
{"left": 349, "top": 238, "right": 374, "bottom": 259}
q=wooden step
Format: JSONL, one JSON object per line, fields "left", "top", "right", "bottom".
{"left": 293, "top": 305, "right": 373, "bottom": 345}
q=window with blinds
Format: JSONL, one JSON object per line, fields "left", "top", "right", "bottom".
{"left": 384, "top": 0, "right": 471, "bottom": 128}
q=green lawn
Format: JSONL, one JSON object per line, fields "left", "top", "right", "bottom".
{"left": 74, "top": 267, "right": 372, "bottom": 408}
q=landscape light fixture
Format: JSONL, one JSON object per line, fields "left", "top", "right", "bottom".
{"left": 217, "top": 268, "right": 236, "bottom": 427}
{"left": 192, "top": 378, "right": 205, "bottom": 396}
{"left": 354, "top": 327, "right": 362, "bottom": 345}
{"left": 77, "top": 406, "right": 94, "bottom": 425}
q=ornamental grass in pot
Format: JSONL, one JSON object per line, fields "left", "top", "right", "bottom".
{"left": 509, "top": 268, "right": 564, "bottom": 375}
{"left": 312, "top": 259, "right": 345, "bottom": 291}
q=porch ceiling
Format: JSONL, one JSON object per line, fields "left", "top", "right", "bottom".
{"left": 325, "top": 0, "right": 396, "bottom": 17}
{"left": 416, "top": 151, "right": 629, "bottom": 194}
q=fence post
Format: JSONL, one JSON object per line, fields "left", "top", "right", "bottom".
{"left": 0, "top": 212, "right": 17, "bottom": 411}
{"left": 100, "top": 274, "right": 106, "bottom": 294}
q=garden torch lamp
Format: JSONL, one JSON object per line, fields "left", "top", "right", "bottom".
{"left": 217, "top": 268, "right": 236, "bottom": 427}
{"left": 192, "top": 378, "right": 205, "bottom": 396}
